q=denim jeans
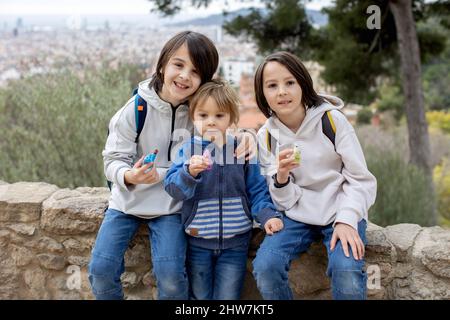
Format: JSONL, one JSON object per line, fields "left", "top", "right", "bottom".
{"left": 88, "top": 208, "right": 188, "bottom": 300}
{"left": 252, "top": 216, "right": 367, "bottom": 300}
{"left": 187, "top": 244, "right": 248, "bottom": 300}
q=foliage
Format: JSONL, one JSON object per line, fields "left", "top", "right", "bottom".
{"left": 151, "top": 0, "right": 212, "bottom": 16}
{"left": 362, "top": 143, "right": 436, "bottom": 227}
{"left": 426, "top": 111, "right": 450, "bottom": 134}
{"left": 434, "top": 159, "right": 450, "bottom": 220}
{"left": 357, "top": 125, "right": 440, "bottom": 227}
{"left": 422, "top": 22, "right": 450, "bottom": 111}
{"left": 224, "top": 0, "right": 317, "bottom": 60}
{"left": 317, "top": 0, "right": 448, "bottom": 105}
{"left": 0, "top": 64, "right": 146, "bottom": 188}
{"left": 356, "top": 107, "right": 373, "bottom": 125}
{"left": 374, "top": 81, "right": 404, "bottom": 122}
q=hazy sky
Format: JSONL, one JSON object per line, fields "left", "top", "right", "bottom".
{"left": 0, "top": 0, "right": 333, "bottom": 15}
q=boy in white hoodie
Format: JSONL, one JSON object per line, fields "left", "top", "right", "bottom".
{"left": 252, "top": 51, "right": 377, "bottom": 300}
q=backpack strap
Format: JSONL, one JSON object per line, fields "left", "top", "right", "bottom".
{"left": 265, "top": 128, "right": 278, "bottom": 157}
{"left": 134, "top": 92, "right": 147, "bottom": 143}
{"left": 321, "top": 111, "right": 336, "bottom": 148}
{"left": 106, "top": 89, "right": 147, "bottom": 191}
{"left": 265, "top": 112, "right": 336, "bottom": 158}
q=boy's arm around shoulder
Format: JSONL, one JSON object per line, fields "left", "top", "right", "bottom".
{"left": 164, "top": 142, "right": 202, "bottom": 201}
{"left": 245, "top": 160, "right": 282, "bottom": 229}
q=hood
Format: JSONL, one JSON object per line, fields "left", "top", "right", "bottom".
{"left": 192, "top": 135, "right": 236, "bottom": 148}
{"left": 266, "top": 94, "right": 344, "bottom": 136}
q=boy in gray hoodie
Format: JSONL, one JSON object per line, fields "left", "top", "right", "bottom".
{"left": 252, "top": 51, "right": 377, "bottom": 300}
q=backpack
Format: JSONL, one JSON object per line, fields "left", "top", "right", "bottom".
{"left": 106, "top": 88, "right": 148, "bottom": 190}
{"left": 265, "top": 110, "right": 337, "bottom": 155}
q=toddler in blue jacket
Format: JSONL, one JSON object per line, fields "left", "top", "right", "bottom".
{"left": 164, "top": 79, "right": 283, "bottom": 300}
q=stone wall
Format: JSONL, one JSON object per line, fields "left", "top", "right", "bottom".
{"left": 0, "top": 181, "right": 449, "bottom": 300}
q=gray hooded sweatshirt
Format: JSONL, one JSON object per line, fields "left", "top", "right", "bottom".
{"left": 257, "top": 94, "right": 377, "bottom": 231}
{"left": 103, "top": 79, "right": 193, "bottom": 218}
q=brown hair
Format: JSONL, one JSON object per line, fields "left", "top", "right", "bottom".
{"left": 189, "top": 79, "right": 240, "bottom": 125}
{"left": 149, "top": 31, "right": 219, "bottom": 93}
{"left": 254, "top": 51, "right": 324, "bottom": 118}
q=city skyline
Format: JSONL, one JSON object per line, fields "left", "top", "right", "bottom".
{"left": 0, "top": 0, "right": 332, "bottom": 16}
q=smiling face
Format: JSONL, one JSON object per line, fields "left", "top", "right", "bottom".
{"left": 159, "top": 43, "right": 202, "bottom": 106}
{"left": 262, "top": 61, "right": 304, "bottom": 118}
{"left": 193, "top": 96, "right": 231, "bottom": 142}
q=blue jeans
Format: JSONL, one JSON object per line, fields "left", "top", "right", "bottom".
{"left": 187, "top": 244, "right": 248, "bottom": 300}
{"left": 252, "top": 216, "right": 367, "bottom": 300}
{"left": 88, "top": 208, "right": 188, "bottom": 300}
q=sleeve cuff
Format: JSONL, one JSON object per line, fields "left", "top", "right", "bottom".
{"left": 269, "top": 177, "right": 302, "bottom": 210}
{"left": 256, "top": 208, "right": 282, "bottom": 229}
{"left": 117, "top": 166, "right": 135, "bottom": 192}
{"left": 334, "top": 210, "right": 359, "bottom": 231}
{"left": 181, "top": 164, "right": 202, "bottom": 184}
{"left": 272, "top": 173, "right": 290, "bottom": 188}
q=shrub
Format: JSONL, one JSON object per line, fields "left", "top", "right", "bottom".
{"left": 356, "top": 126, "right": 437, "bottom": 226}
{"left": 0, "top": 64, "right": 145, "bottom": 188}
{"left": 356, "top": 107, "right": 373, "bottom": 125}
{"left": 364, "top": 147, "right": 436, "bottom": 227}
{"left": 374, "top": 82, "right": 404, "bottom": 122}
{"left": 434, "top": 159, "right": 450, "bottom": 220}
{"left": 426, "top": 110, "right": 450, "bottom": 134}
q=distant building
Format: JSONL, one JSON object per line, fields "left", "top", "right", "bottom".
{"left": 215, "top": 26, "right": 223, "bottom": 43}
{"left": 222, "top": 58, "right": 254, "bottom": 86}
{"left": 66, "top": 15, "right": 82, "bottom": 30}
{"left": 16, "top": 17, "right": 23, "bottom": 29}
{"left": 237, "top": 73, "right": 267, "bottom": 131}
{"left": 238, "top": 73, "right": 256, "bottom": 108}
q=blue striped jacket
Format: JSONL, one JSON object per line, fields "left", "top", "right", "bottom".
{"left": 164, "top": 136, "right": 281, "bottom": 250}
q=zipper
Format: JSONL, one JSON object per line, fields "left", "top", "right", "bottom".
{"left": 218, "top": 150, "right": 224, "bottom": 249}
{"left": 167, "top": 105, "right": 179, "bottom": 162}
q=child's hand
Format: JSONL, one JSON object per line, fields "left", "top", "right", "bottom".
{"left": 277, "top": 149, "right": 300, "bottom": 184}
{"left": 235, "top": 131, "right": 257, "bottom": 160}
{"left": 330, "top": 223, "right": 365, "bottom": 260}
{"left": 188, "top": 155, "right": 211, "bottom": 178}
{"left": 264, "top": 218, "right": 284, "bottom": 235}
{"left": 124, "top": 155, "right": 160, "bottom": 185}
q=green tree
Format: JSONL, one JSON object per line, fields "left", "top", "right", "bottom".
{"left": 224, "top": 0, "right": 317, "bottom": 60}
{"left": 422, "top": 19, "right": 450, "bottom": 111}
{"left": 152, "top": 0, "right": 211, "bottom": 16}
{"left": 0, "top": 64, "right": 146, "bottom": 188}
{"left": 357, "top": 108, "right": 373, "bottom": 125}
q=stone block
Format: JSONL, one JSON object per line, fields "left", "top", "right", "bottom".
{"left": 37, "top": 253, "right": 66, "bottom": 270}
{"left": 41, "top": 188, "right": 108, "bottom": 235}
{"left": 0, "top": 182, "right": 58, "bottom": 222}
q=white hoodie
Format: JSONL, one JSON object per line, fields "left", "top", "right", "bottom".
{"left": 103, "top": 79, "right": 193, "bottom": 218}
{"left": 257, "top": 95, "right": 377, "bottom": 231}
